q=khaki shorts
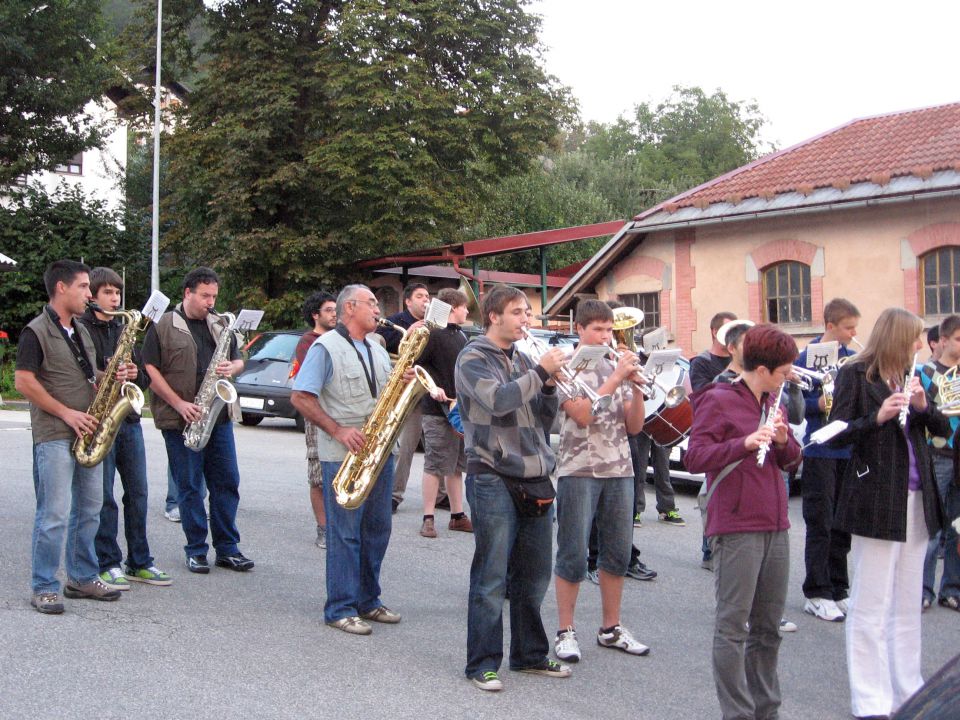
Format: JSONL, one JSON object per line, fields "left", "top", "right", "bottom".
{"left": 422, "top": 414, "right": 465, "bottom": 477}
{"left": 305, "top": 421, "right": 322, "bottom": 487}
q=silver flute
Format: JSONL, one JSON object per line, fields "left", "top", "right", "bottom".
{"left": 899, "top": 352, "right": 919, "bottom": 429}
{"left": 756, "top": 382, "right": 786, "bottom": 467}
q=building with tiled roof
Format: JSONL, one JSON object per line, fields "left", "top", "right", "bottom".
{"left": 546, "top": 101, "right": 960, "bottom": 354}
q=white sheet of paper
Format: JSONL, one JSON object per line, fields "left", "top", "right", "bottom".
{"left": 425, "top": 298, "right": 452, "bottom": 328}
{"left": 644, "top": 348, "right": 681, "bottom": 376}
{"left": 233, "top": 309, "right": 264, "bottom": 333}
{"left": 809, "top": 420, "right": 848, "bottom": 445}
{"left": 805, "top": 341, "right": 839, "bottom": 370}
{"left": 140, "top": 290, "right": 170, "bottom": 323}
{"left": 567, "top": 344, "right": 610, "bottom": 373}
{"left": 642, "top": 327, "right": 667, "bottom": 353}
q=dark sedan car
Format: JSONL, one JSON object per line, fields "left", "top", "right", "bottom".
{"left": 234, "top": 330, "right": 305, "bottom": 431}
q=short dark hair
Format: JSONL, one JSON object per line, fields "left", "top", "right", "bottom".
{"left": 302, "top": 290, "right": 336, "bottom": 327}
{"left": 724, "top": 323, "right": 751, "bottom": 351}
{"left": 183, "top": 267, "right": 220, "bottom": 293}
{"left": 710, "top": 311, "right": 737, "bottom": 333}
{"left": 89, "top": 267, "right": 123, "bottom": 297}
{"left": 575, "top": 299, "right": 614, "bottom": 328}
{"left": 44, "top": 259, "right": 90, "bottom": 298}
{"left": 605, "top": 299, "right": 624, "bottom": 310}
{"left": 742, "top": 324, "right": 798, "bottom": 372}
{"left": 481, "top": 284, "right": 525, "bottom": 329}
{"left": 928, "top": 324, "right": 941, "bottom": 345}
{"left": 824, "top": 298, "right": 860, "bottom": 326}
{"left": 939, "top": 315, "right": 960, "bottom": 340}
{"left": 437, "top": 287, "right": 468, "bottom": 309}
{"left": 403, "top": 283, "right": 428, "bottom": 302}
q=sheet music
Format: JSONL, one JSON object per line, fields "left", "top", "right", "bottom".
{"left": 805, "top": 341, "right": 839, "bottom": 370}
{"left": 141, "top": 290, "right": 170, "bottom": 323}
{"left": 643, "top": 348, "right": 681, "bottom": 376}
{"left": 233, "top": 309, "right": 265, "bottom": 333}
{"left": 567, "top": 344, "right": 609, "bottom": 373}
{"left": 642, "top": 327, "right": 667, "bottom": 354}
{"left": 425, "top": 298, "right": 452, "bottom": 328}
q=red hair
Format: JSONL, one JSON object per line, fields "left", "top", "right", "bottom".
{"left": 742, "top": 324, "right": 798, "bottom": 371}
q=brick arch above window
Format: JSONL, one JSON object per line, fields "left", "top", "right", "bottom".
{"left": 749, "top": 238, "right": 820, "bottom": 273}
{"left": 610, "top": 254, "right": 667, "bottom": 287}
{"left": 607, "top": 253, "right": 672, "bottom": 337}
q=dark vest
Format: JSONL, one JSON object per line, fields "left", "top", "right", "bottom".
{"left": 25, "top": 310, "right": 97, "bottom": 444}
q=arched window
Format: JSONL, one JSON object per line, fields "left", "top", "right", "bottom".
{"left": 763, "top": 262, "right": 811, "bottom": 324}
{"left": 921, "top": 247, "right": 960, "bottom": 317}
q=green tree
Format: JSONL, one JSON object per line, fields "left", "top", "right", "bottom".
{"left": 0, "top": 0, "right": 116, "bottom": 184}
{"left": 0, "top": 185, "right": 149, "bottom": 340}
{"left": 161, "top": 0, "right": 571, "bottom": 327}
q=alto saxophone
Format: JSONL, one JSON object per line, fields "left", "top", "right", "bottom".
{"left": 73, "top": 303, "right": 149, "bottom": 468}
{"left": 183, "top": 311, "right": 240, "bottom": 451}
{"left": 332, "top": 318, "right": 437, "bottom": 509}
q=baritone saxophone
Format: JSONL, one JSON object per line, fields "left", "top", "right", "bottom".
{"left": 332, "top": 319, "right": 437, "bottom": 509}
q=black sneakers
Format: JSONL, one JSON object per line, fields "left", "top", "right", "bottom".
{"left": 215, "top": 553, "right": 255, "bottom": 572}
{"left": 186, "top": 556, "right": 210, "bottom": 574}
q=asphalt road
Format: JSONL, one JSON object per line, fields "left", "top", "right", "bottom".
{"left": 0, "top": 407, "right": 957, "bottom": 720}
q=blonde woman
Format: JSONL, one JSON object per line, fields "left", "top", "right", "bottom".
{"left": 829, "top": 308, "right": 950, "bottom": 719}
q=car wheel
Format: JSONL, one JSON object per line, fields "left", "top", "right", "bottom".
{"left": 240, "top": 413, "right": 263, "bottom": 426}
{"left": 294, "top": 413, "right": 305, "bottom": 432}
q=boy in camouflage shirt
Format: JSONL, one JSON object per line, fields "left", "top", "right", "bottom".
{"left": 552, "top": 300, "right": 651, "bottom": 663}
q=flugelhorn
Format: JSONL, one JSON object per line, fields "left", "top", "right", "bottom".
{"left": 521, "top": 328, "right": 611, "bottom": 414}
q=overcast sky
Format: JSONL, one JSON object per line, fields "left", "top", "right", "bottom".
{"left": 530, "top": 0, "right": 959, "bottom": 151}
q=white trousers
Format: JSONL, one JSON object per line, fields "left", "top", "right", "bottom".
{"left": 846, "top": 490, "right": 927, "bottom": 717}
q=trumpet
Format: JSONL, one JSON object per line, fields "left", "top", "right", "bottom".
{"left": 520, "top": 328, "right": 611, "bottom": 414}
{"left": 607, "top": 344, "right": 687, "bottom": 409}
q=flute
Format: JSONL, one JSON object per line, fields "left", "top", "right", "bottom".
{"left": 899, "top": 352, "right": 918, "bottom": 429}
{"left": 756, "top": 382, "right": 786, "bottom": 467}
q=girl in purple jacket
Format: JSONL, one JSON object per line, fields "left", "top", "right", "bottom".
{"left": 685, "top": 324, "right": 802, "bottom": 720}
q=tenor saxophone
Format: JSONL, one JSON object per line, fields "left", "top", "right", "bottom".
{"left": 332, "top": 319, "right": 437, "bottom": 509}
{"left": 73, "top": 304, "right": 148, "bottom": 468}
{"left": 183, "top": 311, "right": 240, "bottom": 451}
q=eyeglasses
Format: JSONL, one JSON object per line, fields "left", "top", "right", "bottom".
{"left": 351, "top": 298, "right": 379, "bottom": 308}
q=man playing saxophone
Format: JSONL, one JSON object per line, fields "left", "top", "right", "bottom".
{"left": 142, "top": 267, "right": 252, "bottom": 574}
{"left": 78, "top": 267, "right": 171, "bottom": 590}
{"left": 291, "top": 284, "right": 401, "bottom": 635}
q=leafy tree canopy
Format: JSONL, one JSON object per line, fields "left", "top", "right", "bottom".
{"left": 0, "top": 0, "right": 116, "bottom": 184}
{"left": 0, "top": 184, "right": 149, "bottom": 340}
{"left": 159, "top": 0, "right": 572, "bottom": 327}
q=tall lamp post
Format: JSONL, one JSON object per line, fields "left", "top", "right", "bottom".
{"left": 150, "top": 0, "right": 163, "bottom": 293}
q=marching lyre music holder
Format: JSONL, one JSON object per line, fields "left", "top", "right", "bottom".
{"left": 141, "top": 290, "right": 170, "bottom": 323}
{"left": 233, "top": 309, "right": 265, "bottom": 334}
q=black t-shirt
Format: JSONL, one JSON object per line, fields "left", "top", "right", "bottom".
{"left": 16, "top": 307, "right": 95, "bottom": 382}
{"left": 690, "top": 350, "right": 731, "bottom": 392}
{"left": 417, "top": 323, "right": 467, "bottom": 416}
{"left": 141, "top": 309, "right": 240, "bottom": 388}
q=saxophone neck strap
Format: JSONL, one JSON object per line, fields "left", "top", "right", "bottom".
{"left": 335, "top": 324, "right": 377, "bottom": 398}
{"left": 46, "top": 305, "right": 95, "bottom": 383}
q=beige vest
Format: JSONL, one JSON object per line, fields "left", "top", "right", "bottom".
{"left": 26, "top": 310, "right": 97, "bottom": 444}
{"left": 314, "top": 330, "right": 392, "bottom": 462}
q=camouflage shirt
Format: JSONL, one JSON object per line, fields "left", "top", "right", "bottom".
{"left": 557, "top": 357, "right": 634, "bottom": 478}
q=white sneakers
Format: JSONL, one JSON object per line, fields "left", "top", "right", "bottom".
{"left": 597, "top": 625, "right": 650, "bottom": 656}
{"left": 804, "top": 597, "right": 845, "bottom": 622}
{"left": 555, "top": 627, "right": 581, "bottom": 662}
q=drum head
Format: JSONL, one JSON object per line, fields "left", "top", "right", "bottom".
{"left": 642, "top": 356, "right": 692, "bottom": 417}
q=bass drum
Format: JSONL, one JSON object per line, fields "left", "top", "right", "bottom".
{"left": 642, "top": 356, "right": 693, "bottom": 447}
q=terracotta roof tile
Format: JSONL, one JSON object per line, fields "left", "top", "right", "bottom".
{"left": 647, "top": 101, "right": 960, "bottom": 213}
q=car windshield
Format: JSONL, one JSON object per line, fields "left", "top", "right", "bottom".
{"left": 246, "top": 333, "right": 299, "bottom": 362}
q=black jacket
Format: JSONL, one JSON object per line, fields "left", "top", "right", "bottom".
{"left": 829, "top": 361, "right": 949, "bottom": 541}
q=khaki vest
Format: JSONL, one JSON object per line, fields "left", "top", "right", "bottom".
{"left": 26, "top": 310, "right": 97, "bottom": 444}
{"left": 149, "top": 306, "right": 239, "bottom": 430}
{"left": 314, "top": 330, "right": 392, "bottom": 462}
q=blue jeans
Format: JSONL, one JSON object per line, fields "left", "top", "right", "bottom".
{"left": 555, "top": 475, "right": 633, "bottom": 581}
{"left": 923, "top": 454, "right": 960, "bottom": 602}
{"left": 166, "top": 464, "right": 207, "bottom": 513}
{"left": 320, "top": 455, "right": 394, "bottom": 623}
{"left": 95, "top": 422, "right": 152, "bottom": 571}
{"left": 162, "top": 423, "right": 241, "bottom": 559}
{"left": 465, "top": 472, "right": 553, "bottom": 678}
{"left": 31, "top": 439, "right": 103, "bottom": 593}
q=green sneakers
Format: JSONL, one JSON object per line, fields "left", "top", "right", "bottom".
{"left": 124, "top": 565, "right": 173, "bottom": 586}
{"left": 658, "top": 509, "right": 686, "bottom": 526}
{"left": 99, "top": 567, "right": 130, "bottom": 591}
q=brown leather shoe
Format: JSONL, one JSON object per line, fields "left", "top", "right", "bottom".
{"left": 420, "top": 517, "right": 438, "bottom": 538}
{"left": 63, "top": 578, "right": 121, "bottom": 602}
{"left": 361, "top": 605, "right": 402, "bottom": 624}
{"left": 449, "top": 515, "right": 474, "bottom": 533}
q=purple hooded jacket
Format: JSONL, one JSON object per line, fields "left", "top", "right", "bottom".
{"left": 684, "top": 380, "right": 801, "bottom": 537}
